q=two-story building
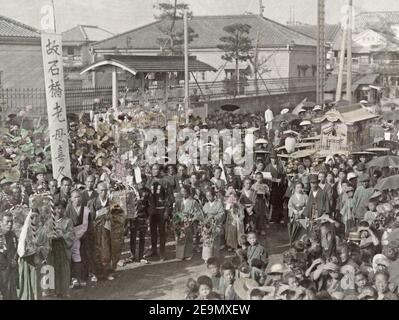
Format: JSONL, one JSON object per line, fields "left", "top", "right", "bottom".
{"left": 62, "top": 25, "right": 113, "bottom": 88}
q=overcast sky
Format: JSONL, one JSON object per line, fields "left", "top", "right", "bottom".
{"left": 2, "top": 0, "right": 399, "bottom": 33}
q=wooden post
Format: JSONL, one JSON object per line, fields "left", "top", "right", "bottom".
{"left": 112, "top": 66, "right": 118, "bottom": 110}
{"left": 346, "top": 0, "right": 353, "bottom": 103}
{"left": 336, "top": 17, "right": 348, "bottom": 102}
{"left": 184, "top": 10, "right": 190, "bottom": 124}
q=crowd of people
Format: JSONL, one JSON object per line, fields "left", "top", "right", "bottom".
{"left": 0, "top": 101, "right": 399, "bottom": 300}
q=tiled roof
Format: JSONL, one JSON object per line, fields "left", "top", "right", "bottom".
{"left": 62, "top": 25, "right": 114, "bottom": 44}
{"left": 93, "top": 14, "right": 317, "bottom": 50}
{"left": 288, "top": 24, "right": 341, "bottom": 44}
{"left": 82, "top": 55, "right": 216, "bottom": 74}
{"left": 0, "top": 14, "right": 40, "bottom": 38}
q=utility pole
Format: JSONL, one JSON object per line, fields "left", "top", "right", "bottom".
{"left": 184, "top": 10, "right": 189, "bottom": 124}
{"left": 336, "top": 15, "right": 348, "bottom": 102}
{"left": 254, "top": 31, "right": 260, "bottom": 96}
{"left": 259, "top": 0, "right": 265, "bottom": 17}
{"left": 346, "top": 0, "right": 353, "bottom": 103}
{"left": 316, "top": 0, "right": 326, "bottom": 105}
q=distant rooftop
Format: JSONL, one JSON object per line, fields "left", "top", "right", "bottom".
{"left": 288, "top": 24, "right": 341, "bottom": 44}
{"left": 0, "top": 14, "right": 40, "bottom": 39}
{"left": 62, "top": 25, "right": 114, "bottom": 45}
{"left": 92, "top": 14, "right": 317, "bottom": 51}
{"left": 355, "top": 11, "right": 399, "bottom": 30}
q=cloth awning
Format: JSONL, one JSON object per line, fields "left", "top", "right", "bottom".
{"left": 80, "top": 55, "right": 216, "bottom": 75}
{"left": 324, "top": 73, "right": 380, "bottom": 93}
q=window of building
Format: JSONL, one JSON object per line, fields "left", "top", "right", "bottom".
{"left": 67, "top": 47, "right": 74, "bottom": 55}
{"left": 202, "top": 72, "right": 206, "bottom": 81}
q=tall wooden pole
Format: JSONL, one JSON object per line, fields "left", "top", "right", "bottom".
{"left": 316, "top": 0, "right": 326, "bottom": 105}
{"left": 336, "top": 17, "right": 348, "bottom": 101}
{"left": 259, "top": 0, "right": 264, "bottom": 17}
{"left": 51, "top": 0, "right": 57, "bottom": 33}
{"left": 184, "top": 10, "right": 189, "bottom": 124}
{"left": 346, "top": 0, "right": 353, "bottom": 103}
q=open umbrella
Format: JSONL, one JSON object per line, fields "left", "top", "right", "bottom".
{"left": 281, "top": 102, "right": 294, "bottom": 109}
{"left": 221, "top": 105, "right": 240, "bottom": 112}
{"left": 366, "top": 155, "right": 399, "bottom": 168}
{"left": 255, "top": 138, "right": 268, "bottom": 144}
{"left": 335, "top": 100, "right": 350, "bottom": 107}
{"left": 303, "top": 101, "right": 316, "bottom": 109}
{"left": 374, "top": 175, "right": 399, "bottom": 191}
{"left": 273, "top": 113, "right": 300, "bottom": 123}
{"left": 382, "top": 111, "right": 399, "bottom": 122}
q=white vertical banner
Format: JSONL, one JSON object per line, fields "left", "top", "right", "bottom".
{"left": 41, "top": 32, "right": 72, "bottom": 182}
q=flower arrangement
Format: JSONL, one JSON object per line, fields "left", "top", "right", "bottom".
{"left": 200, "top": 217, "right": 221, "bottom": 248}
{"left": 173, "top": 212, "right": 195, "bottom": 243}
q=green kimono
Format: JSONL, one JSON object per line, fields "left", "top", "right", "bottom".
{"left": 47, "top": 217, "right": 74, "bottom": 296}
{"left": 352, "top": 186, "right": 374, "bottom": 221}
{"left": 174, "top": 197, "right": 204, "bottom": 259}
{"left": 202, "top": 200, "right": 225, "bottom": 260}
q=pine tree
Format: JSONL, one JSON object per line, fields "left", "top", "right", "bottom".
{"left": 217, "top": 24, "right": 253, "bottom": 96}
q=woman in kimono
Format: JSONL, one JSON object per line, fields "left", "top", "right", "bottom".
{"left": 251, "top": 172, "right": 270, "bottom": 236}
{"left": 17, "top": 209, "right": 48, "bottom": 300}
{"left": 46, "top": 201, "right": 74, "bottom": 297}
{"left": 288, "top": 182, "right": 309, "bottom": 221}
{"left": 288, "top": 182, "right": 309, "bottom": 243}
{"left": 239, "top": 178, "right": 257, "bottom": 232}
{"left": 340, "top": 186, "right": 356, "bottom": 234}
{"left": 224, "top": 192, "right": 245, "bottom": 251}
{"left": 202, "top": 188, "right": 225, "bottom": 261}
{"left": 173, "top": 185, "right": 204, "bottom": 261}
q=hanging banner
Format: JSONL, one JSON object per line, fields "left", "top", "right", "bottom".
{"left": 41, "top": 32, "right": 72, "bottom": 182}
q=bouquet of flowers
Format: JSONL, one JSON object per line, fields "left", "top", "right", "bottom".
{"left": 200, "top": 217, "right": 221, "bottom": 248}
{"left": 173, "top": 212, "right": 194, "bottom": 243}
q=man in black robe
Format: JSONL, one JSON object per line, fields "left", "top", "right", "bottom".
{"left": 0, "top": 213, "right": 18, "bottom": 300}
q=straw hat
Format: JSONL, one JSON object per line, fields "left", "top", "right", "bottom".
{"left": 313, "top": 105, "right": 322, "bottom": 111}
{"left": 281, "top": 108, "right": 290, "bottom": 115}
{"left": 347, "top": 172, "right": 357, "bottom": 180}
{"left": 233, "top": 278, "right": 259, "bottom": 300}
{"left": 268, "top": 264, "right": 286, "bottom": 275}
{"left": 299, "top": 120, "right": 311, "bottom": 126}
{"left": 348, "top": 232, "right": 361, "bottom": 242}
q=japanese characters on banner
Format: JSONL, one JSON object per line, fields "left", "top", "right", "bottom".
{"left": 41, "top": 32, "right": 72, "bottom": 182}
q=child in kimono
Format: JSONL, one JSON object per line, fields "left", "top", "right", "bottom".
{"left": 196, "top": 275, "right": 214, "bottom": 300}
{"left": 246, "top": 232, "right": 269, "bottom": 269}
{"left": 224, "top": 193, "right": 245, "bottom": 252}
{"left": 218, "top": 262, "right": 239, "bottom": 300}
{"left": 206, "top": 257, "right": 221, "bottom": 294}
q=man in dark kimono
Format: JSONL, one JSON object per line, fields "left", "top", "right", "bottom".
{"left": 65, "top": 190, "right": 91, "bottom": 286}
{"left": 0, "top": 213, "right": 18, "bottom": 300}
{"left": 225, "top": 165, "right": 242, "bottom": 192}
{"left": 304, "top": 175, "right": 330, "bottom": 222}
{"left": 352, "top": 174, "right": 374, "bottom": 222}
{"left": 87, "top": 183, "right": 116, "bottom": 281}
{"left": 145, "top": 164, "right": 174, "bottom": 261}
{"left": 54, "top": 177, "right": 73, "bottom": 204}
{"left": 265, "top": 152, "right": 286, "bottom": 224}
{"left": 81, "top": 175, "right": 98, "bottom": 207}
